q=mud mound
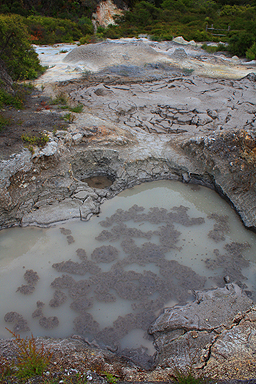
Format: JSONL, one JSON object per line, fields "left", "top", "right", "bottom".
{"left": 63, "top": 41, "right": 168, "bottom": 70}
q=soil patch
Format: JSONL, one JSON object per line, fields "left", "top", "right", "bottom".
{"left": 0, "top": 86, "right": 68, "bottom": 160}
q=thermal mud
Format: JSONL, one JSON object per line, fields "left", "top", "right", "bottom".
{"left": 2, "top": 183, "right": 256, "bottom": 371}
{"left": 4, "top": 312, "right": 30, "bottom": 333}
{"left": 16, "top": 269, "right": 40, "bottom": 295}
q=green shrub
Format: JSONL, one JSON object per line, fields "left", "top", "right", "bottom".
{"left": 0, "top": 14, "right": 44, "bottom": 80}
{"left": 50, "top": 93, "right": 68, "bottom": 106}
{"left": 26, "top": 16, "right": 83, "bottom": 44}
{"left": 21, "top": 133, "right": 49, "bottom": 147}
{"left": 78, "top": 17, "right": 94, "bottom": 35}
{"left": 0, "top": 88, "right": 23, "bottom": 109}
{"left": 202, "top": 43, "right": 227, "bottom": 53}
{"left": 63, "top": 112, "right": 76, "bottom": 123}
{"left": 162, "top": 0, "right": 187, "bottom": 12}
{"left": 170, "top": 365, "right": 210, "bottom": 384}
{"left": 79, "top": 34, "right": 93, "bottom": 44}
{"left": 104, "top": 25, "right": 122, "bottom": 39}
{"left": 69, "top": 104, "right": 83, "bottom": 113}
{"left": 97, "top": 25, "right": 105, "bottom": 34}
{"left": 246, "top": 42, "right": 256, "bottom": 59}
{"left": 129, "top": 1, "right": 161, "bottom": 27}
{"left": 0, "top": 114, "right": 11, "bottom": 131}
{"left": 228, "top": 31, "right": 255, "bottom": 56}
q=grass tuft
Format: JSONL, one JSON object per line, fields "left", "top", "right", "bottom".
{"left": 1, "top": 328, "right": 53, "bottom": 381}
{"left": 69, "top": 104, "right": 83, "bottom": 113}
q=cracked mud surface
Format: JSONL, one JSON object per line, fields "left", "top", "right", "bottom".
{"left": 69, "top": 76, "right": 256, "bottom": 136}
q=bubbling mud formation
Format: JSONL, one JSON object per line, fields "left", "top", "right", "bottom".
{"left": 1, "top": 181, "right": 256, "bottom": 368}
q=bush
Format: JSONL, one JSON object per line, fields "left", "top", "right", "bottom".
{"left": 162, "top": 0, "right": 184, "bottom": 11}
{"left": 0, "top": 14, "right": 44, "bottom": 80}
{"left": 0, "top": 88, "right": 24, "bottom": 109}
{"left": 246, "top": 42, "right": 256, "bottom": 59}
{"left": 130, "top": 1, "right": 161, "bottom": 27}
{"left": 228, "top": 31, "right": 255, "bottom": 56}
{"left": 104, "top": 25, "right": 122, "bottom": 39}
{"left": 78, "top": 17, "right": 94, "bottom": 35}
{"left": 26, "top": 15, "right": 84, "bottom": 44}
{"left": 0, "top": 114, "right": 11, "bottom": 131}
{"left": 79, "top": 34, "right": 94, "bottom": 44}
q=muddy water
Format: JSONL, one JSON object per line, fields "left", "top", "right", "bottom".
{"left": 1, "top": 180, "right": 256, "bottom": 357}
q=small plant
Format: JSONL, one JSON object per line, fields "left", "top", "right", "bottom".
{"left": 82, "top": 69, "right": 92, "bottom": 78}
{"left": 2, "top": 328, "right": 52, "bottom": 380}
{"left": 69, "top": 104, "right": 83, "bottom": 113}
{"left": 103, "top": 371, "right": 119, "bottom": 384}
{"left": 51, "top": 93, "right": 68, "bottom": 106}
{"left": 23, "top": 82, "right": 34, "bottom": 90}
{"left": 182, "top": 68, "right": 194, "bottom": 75}
{"left": 21, "top": 133, "right": 49, "bottom": 148}
{"left": 63, "top": 112, "right": 76, "bottom": 123}
{"left": 0, "top": 114, "right": 11, "bottom": 131}
{"left": 170, "top": 365, "right": 211, "bottom": 384}
{"left": 79, "top": 34, "right": 93, "bottom": 45}
{"left": 0, "top": 88, "right": 23, "bottom": 109}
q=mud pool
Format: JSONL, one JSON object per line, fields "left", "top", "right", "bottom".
{"left": 1, "top": 180, "right": 256, "bottom": 359}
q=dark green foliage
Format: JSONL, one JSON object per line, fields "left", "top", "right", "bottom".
{"left": 126, "top": 1, "right": 161, "bottom": 26}
{"left": 26, "top": 16, "right": 89, "bottom": 44}
{"left": 0, "top": 114, "right": 11, "bottom": 131}
{"left": 79, "top": 34, "right": 94, "bottom": 44}
{"left": 246, "top": 41, "right": 256, "bottom": 58}
{"left": 0, "top": 0, "right": 100, "bottom": 19}
{"left": 0, "top": 88, "right": 24, "bottom": 109}
{"left": 0, "top": 14, "right": 44, "bottom": 81}
{"left": 228, "top": 31, "right": 254, "bottom": 55}
{"left": 78, "top": 16, "right": 94, "bottom": 35}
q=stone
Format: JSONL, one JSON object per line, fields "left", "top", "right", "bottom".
{"left": 34, "top": 140, "right": 58, "bottom": 157}
{"left": 22, "top": 199, "right": 81, "bottom": 226}
{"left": 149, "top": 284, "right": 253, "bottom": 369}
{"left": 171, "top": 48, "right": 188, "bottom": 60}
{"left": 72, "top": 133, "right": 83, "bottom": 144}
{"left": 80, "top": 196, "right": 100, "bottom": 221}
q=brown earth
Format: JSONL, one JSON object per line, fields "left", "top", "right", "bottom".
{"left": 0, "top": 87, "right": 69, "bottom": 160}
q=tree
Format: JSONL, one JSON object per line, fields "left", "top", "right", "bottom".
{"left": 0, "top": 14, "right": 43, "bottom": 81}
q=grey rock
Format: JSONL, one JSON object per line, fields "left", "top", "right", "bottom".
{"left": 80, "top": 196, "right": 100, "bottom": 221}
{"left": 22, "top": 199, "right": 81, "bottom": 226}
{"left": 149, "top": 284, "right": 253, "bottom": 368}
{"left": 171, "top": 48, "right": 188, "bottom": 60}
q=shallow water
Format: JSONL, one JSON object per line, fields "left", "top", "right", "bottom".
{"left": 1, "top": 180, "right": 256, "bottom": 360}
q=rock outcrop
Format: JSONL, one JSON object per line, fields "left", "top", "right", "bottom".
{"left": 149, "top": 284, "right": 254, "bottom": 378}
